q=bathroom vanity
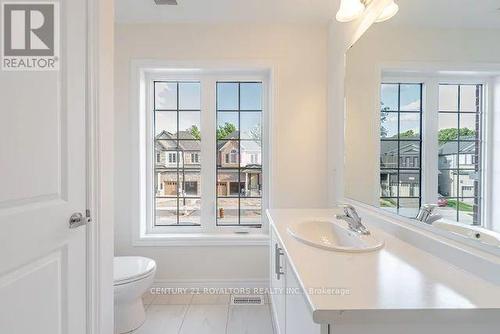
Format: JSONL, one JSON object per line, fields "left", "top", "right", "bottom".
{"left": 267, "top": 208, "right": 500, "bottom": 334}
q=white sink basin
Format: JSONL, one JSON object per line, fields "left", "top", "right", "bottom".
{"left": 287, "top": 220, "right": 384, "bottom": 253}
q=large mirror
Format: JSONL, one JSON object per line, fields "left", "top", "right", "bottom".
{"left": 344, "top": 0, "right": 500, "bottom": 247}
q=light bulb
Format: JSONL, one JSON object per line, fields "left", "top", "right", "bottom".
{"left": 336, "top": 0, "right": 366, "bottom": 23}
{"left": 375, "top": 0, "right": 399, "bottom": 23}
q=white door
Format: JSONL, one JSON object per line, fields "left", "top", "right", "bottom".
{"left": 0, "top": 0, "right": 88, "bottom": 333}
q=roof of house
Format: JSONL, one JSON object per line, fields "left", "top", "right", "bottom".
{"left": 156, "top": 131, "right": 201, "bottom": 151}
{"left": 240, "top": 140, "right": 261, "bottom": 151}
{"left": 224, "top": 130, "right": 239, "bottom": 140}
{"left": 380, "top": 138, "right": 476, "bottom": 157}
{"left": 380, "top": 141, "right": 419, "bottom": 156}
{"left": 439, "top": 140, "right": 475, "bottom": 156}
{"left": 216, "top": 131, "right": 261, "bottom": 152}
{"left": 155, "top": 129, "right": 261, "bottom": 153}
{"left": 217, "top": 130, "right": 239, "bottom": 150}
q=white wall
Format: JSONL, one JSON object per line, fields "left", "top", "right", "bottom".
{"left": 114, "top": 23, "right": 328, "bottom": 282}
{"left": 344, "top": 26, "right": 500, "bottom": 226}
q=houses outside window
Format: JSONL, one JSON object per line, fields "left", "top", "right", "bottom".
{"left": 438, "top": 84, "right": 483, "bottom": 225}
{"left": 154, "top": 81, "right": 202, "bottom": 226}
{"left": 152, "top": 77, "right": 265, "bottom": 230}
{"left": 380, "top": 83, "right": 423, "bottom": 218}
{"left": 216, "top": 82, "right": 263, "bottom": 226}
{"left": 379, "top": 81, "right": 484, "bottom": 226}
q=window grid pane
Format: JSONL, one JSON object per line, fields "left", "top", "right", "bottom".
{"left": 216, "top": 82, "right": 263, "bottom": 227}
{"left": 438, "top": 84, "right": 482, "bottom": 225}
{"left": 380, "top": 83, "right": 423, "bottom": 218}
{"left": 154, "top": 81, "right": 201, "bottom": 226}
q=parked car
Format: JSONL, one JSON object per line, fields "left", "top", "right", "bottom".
{"left": 437, "top": 197, "right": 448, "bottom": 207}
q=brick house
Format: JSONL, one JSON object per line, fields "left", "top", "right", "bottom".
{"left": 155, "top": 130, "right": 262, "bottom": 197}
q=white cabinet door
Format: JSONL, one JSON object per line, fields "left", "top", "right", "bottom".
{"left": 0, "top": 1, "right": 88, "bottom": 333}
{"left": 285, "top": 259, "right": 321, "bottom": 334}
{"left": 270, "top": 229, "right": 286, "bottom": 334}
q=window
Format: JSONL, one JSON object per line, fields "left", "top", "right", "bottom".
{"left": 216, "top": 82, "right": 263, "bottom": 226}
{"left": 190, "top": 153, "right": 199, "bottom": 164}
{"left": 168, "top": 153, "right": 177, "bottom": 163}
{"left": 154, "top": 81, "right": 201, "bottom": 226}
{"left": 380, "top": 83, "right": 423, "bottom": 218}
{"left": 231, "top": 151, "right": 238, "bottom": 163}
{"left": 152, "top": 78, "right": 265, "bottom": 230}
{"left": 438, "top": 84, "right": 483, "bottom": 225}
{"left": 379, "top": 79, "right": 485, "bottom": 226}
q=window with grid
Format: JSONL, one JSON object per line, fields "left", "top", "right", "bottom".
{"left": 379, "top": 83, "right": 423, "bottom": 218}
{"left": 437, "top": 84, "right": 483, "bottom": 225}
{"left": 153, "top": 81, "right": 202, "bottom": 226}
{"left": 150, "top": 78, "right": 264, "bottom": 230}
{"left": 216, "top": 82, "right": 263, "bottom": 227}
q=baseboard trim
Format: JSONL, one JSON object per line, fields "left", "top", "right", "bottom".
{"left": 152, "top": 278, "right": 269, "bottom": 289}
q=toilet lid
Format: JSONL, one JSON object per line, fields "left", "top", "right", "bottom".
{"left": 113, "top": 256, "right": 156, "bottom": 285}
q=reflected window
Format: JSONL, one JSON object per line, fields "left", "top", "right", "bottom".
{"left": 437, "top": 84, "right": 483, "bottom": 225}
{"left": 379, "top": 83, "right": 423, "bottom": 218}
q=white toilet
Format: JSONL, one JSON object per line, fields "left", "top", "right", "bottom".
{"left": 114, "top": 256, "right": 156, "bottom": 334}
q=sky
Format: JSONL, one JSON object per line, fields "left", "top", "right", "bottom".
{"left": 380, "top": 84, "right": 479, "bottom": 138}
{"left": 155, "top": 81, "right": 477, "bottom": 140}
{"left": 154, "top": 82, "right": 262, "bottom": 138}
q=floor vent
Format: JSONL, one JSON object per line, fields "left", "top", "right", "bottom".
{"left": 231, "top": 295, "right": 264, "bottom": 305}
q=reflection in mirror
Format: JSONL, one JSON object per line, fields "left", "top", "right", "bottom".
{"left": 344, "top": 0, "right": 500, "bottom": 247}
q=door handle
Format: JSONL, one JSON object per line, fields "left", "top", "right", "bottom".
{"left": 275, "top": 243, "right": 285, "bottom": 280}
{"left": 69, "top": 211, "right": 91, "bottom": 229}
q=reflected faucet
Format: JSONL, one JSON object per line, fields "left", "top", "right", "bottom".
{"left": 416, "top": 204, "right": 439, "bottom": 224}
{"left": 336, "top": 204, "right": 370, "bottom": 235}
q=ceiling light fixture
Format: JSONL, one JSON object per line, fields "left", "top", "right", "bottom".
{"left": 154, "top": 0, "right": 178, "bottom": 5}
{"left": 335, "top": 0, "right": 366, "bottom": 22}
{"left": 375, "top": 0, "right": 399, "bottom": 22}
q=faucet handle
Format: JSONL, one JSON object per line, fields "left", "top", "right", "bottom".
{"left": 341, "top": 204, "right": 361, "bottom": 221}
{"left": 416, "top": 204, "right": 438, "bottom": 223}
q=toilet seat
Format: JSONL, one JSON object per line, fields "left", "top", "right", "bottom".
{"left": 114, "top": 256, "right": 156, "bottom": 286}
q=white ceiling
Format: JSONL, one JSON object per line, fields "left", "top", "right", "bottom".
{"left": 386, "top": 0, "right": 500, "bottom": 29}
{"left": 115, "top": 0, "right": 339, "bottom": 24}
{"left": 115, "top": 0, "right": 500, "bottom": 29}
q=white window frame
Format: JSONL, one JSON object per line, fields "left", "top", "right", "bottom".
{"left": 382, "top": 73, "right": 491, "bottom": 228}
{"left": 130, "top": 61, "right": 273, "bottom": 246}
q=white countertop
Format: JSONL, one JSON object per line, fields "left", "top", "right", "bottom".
{"left": 267, "top": 209, "right": 500, "bottom": 323}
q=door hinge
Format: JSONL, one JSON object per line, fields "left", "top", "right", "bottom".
{"left": 85, "top": 209, "right": 92, "bottom": 223}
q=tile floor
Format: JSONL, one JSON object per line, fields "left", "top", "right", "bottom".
{"left": 130, "top": 292, "right": 275, "bottom": 334}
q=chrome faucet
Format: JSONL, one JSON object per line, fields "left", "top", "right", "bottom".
{"left": 336, "top": 204, "right": 370, "bottom": 235}
{"left": 416, "top": 204, "right": 436, "bottom": 224}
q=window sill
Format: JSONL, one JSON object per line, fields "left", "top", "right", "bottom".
{"left": 132, "top": 232, "right": 269, "bottom": 247}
